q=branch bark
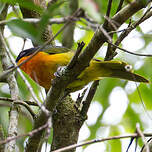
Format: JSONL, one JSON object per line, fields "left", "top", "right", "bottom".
{"left": 0, "top": 4, "right": 20, "bottom": 152}
{"left": 51, "top": 95, "right": 84, "bottom": 152}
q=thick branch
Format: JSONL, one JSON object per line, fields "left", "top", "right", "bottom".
{"left": 51, "top": 95, "right": 84, "bottom": 152}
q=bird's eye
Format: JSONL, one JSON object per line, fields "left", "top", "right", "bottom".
{"left": 125, "top": 64, "right": 132, "bottom": 72}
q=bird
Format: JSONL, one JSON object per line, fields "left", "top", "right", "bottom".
{"left": 16, "top": 45, "right": 149, "bottom": 92}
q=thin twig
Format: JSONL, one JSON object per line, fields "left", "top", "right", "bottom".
{"left": 44, "top": 116, "right": 52, "bottom": 140}
{"left": 104, "top": 15, "right": 119, "bottom": 31}
{"left": 0, "top": 101, "right": 36, "bottom": 119}
{"left": 110, "top": 7, "right": 152, "bottom": 59}
{"left": 18, "top": 68, "right": 49, "bottom": 114}
{"left": 0, "top": 98, "right": 36, "bottom": 118}
{"left": 81, "top": 80, "right": 99, "bottom": 117}
{"left": 0, "top": 122, "right": 49, "bottom": 145}
{"left": 99, "top": 26, "right": 112, "bottom": 43}
{"left": 104, "top": 0, "right": 113, "bottom": 28}
{"left": 136, "top": 124, "right": 149, "bottom": 152}
{"left": 21, "top": 39, "right": 26, "bottom": 51}
{"left": 106, "top": 0, "right": 113, "bottom": 17}
{"left": 14, "top": 101, "right": 36, "bottom": 119}
{"left": 103, "top": 5, "right": 119, "bottom": 61}
{"left": 126, "top": 137, "right": 135, "bottom": 152}
{"left": 108, "top": 42, "right": 152, "bottom": 57}
{"left": 134, "top": 7, "right": 152, "bottom": 27}
{"left": 116, "top": 0, "right": 124, "bottom": 13}
{"left": 52, "top": 133, "right": 152, "bottom": 152}
{"left": 0, "top": 97, "right": 38, "bottom": 106}
{"left": 104, "top": 7, "right": 152, "bottom": 60}
{"left": 141, "top": 138, "right": 152, "bottom": 152}
{"left": 0, "top": 16, "right": 79, "bottom": 26}
{"left": 0, "top": 103, "right": 11, "bottom": 107}
{"left": 67, "top": 41, "right": 85, "bottom": 69}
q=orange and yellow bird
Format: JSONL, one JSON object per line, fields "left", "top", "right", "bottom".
{"left": 16, "top": 46, "right": 149, "bottom": 92}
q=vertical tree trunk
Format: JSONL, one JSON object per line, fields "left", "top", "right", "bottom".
{"left": 51, "top": 95, "right": 84, "bottom": 152}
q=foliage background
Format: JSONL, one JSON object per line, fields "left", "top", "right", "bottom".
{"left": 0, "top": 0, "right": 152, "bottom": 151}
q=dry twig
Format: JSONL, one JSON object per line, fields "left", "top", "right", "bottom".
{"left": 52, "top": 133, "right": 152, "bottom": 152}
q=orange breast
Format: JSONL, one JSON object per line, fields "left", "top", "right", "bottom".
{"left": 17, "top": 52, "right": 73, "bottom": 90}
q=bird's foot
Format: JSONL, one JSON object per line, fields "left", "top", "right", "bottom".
{"left": 54, "top": 66, "right": 67, "bottom": 77}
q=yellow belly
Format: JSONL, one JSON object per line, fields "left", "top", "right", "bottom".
{"left": 18, "top": 52, "right": 73, "bottom": 90}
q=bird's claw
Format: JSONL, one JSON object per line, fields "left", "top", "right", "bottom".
{"left": 54, "top": 66, "right": 67, "bottom": 77}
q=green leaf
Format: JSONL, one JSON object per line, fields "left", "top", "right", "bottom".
{"left": 0, "top": 1, "right": 5, "bottom": 14}
{"left": 6, "top": 7, "right": 23, "bottom": 19}
{"left": 51, "top": 23, "right": 63, "bottom": 43}
{"left": 0, "top": 106, "right": 9, "bottom": 135}
{"left": 17, "top": 112, "right": 33, "bottom": 151}
{"left": 16, "top": 70, "right": 43, "bottom": 102}
{"left": 38, "top": 1, "right": 64, "bottom": 39}
{"left": 7, "top": 19, "right": 42, "bottom": 44}
{"left": 1, "top": 0, "right": 43, "bottom": 14}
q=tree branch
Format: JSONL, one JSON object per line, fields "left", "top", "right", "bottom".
{"left": 108, "top": 42, "right": 152, "bottom": 57}
{"left": 80, "top": 80, "right": 99, "bottom": 118}
{"left": 53, "top": 133, "right": 152, "bottom": 152}
{"left": 0, "top": 17, "right": 80, "bottom": 26}
{"left": 0, "top": 31, "right": 20, "bottom": 152}
{"left": 0, "top": 97, "right": 38, "bottom": 106}
{"left": 109, "top": 7, "right": 152, "bottom": 59}
{"left": 0, "top": 4, "right": 21, "bottom": 152}
{"left": 116, "top": 0, "right": 125, "bottom": 13}
{"left": 136, "top": 124, "right": 150, "bottom": 152}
